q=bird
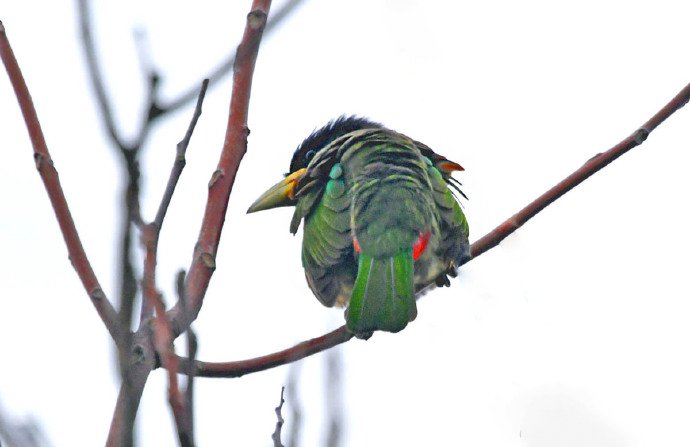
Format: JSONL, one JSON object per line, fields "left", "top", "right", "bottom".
{"left": 248, "top": 116, "right": 469, "bottom": 337}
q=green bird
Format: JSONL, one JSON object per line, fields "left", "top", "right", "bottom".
{"left": 248, "top": 116, "right": 469, "bottom": 336}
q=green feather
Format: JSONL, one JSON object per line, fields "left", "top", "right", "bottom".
{"left": 346, "top": 251, "right": 417, "bottom": 334}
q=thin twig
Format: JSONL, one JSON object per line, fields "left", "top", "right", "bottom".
{"left": 78, "top": 0, "right": 147, "bottom": 357}
{"left": 0, "top": 20, "right": 123, "bottom": 345}
{"left": 154, "top": 80, "right": 209, "bottom": 230}
{"left": 272, "top": 387, "right": 286, "bottom": 447}
{"left": 169, "top": 81, "right": 690, "bottom": 379}
{"left": 178, "top": 270, "right": 198, "bottom": 443}
{"left": 138, "top": 81, "right": 209, "bottom": 446}
{"left": 184, "top": 329, "right": 198, "bottom": 442}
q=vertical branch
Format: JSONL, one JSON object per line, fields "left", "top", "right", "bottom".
{"left": 168, "top": 0, "right": 273, "bottom": 336}
{"left": 272, "top": 387, "right": 286, "bottom": 447}
{"left": 116, "top": 80, "right": 207, "bottom": 447}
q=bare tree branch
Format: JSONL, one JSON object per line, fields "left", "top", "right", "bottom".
{"left": 118, "top": 79, "right": 208, "bottom": 447}
{"left": 105, "top": 2, "right": 273, "bottom": 443}
{"left": 0, "top": 20, "right": 123, "bottom": 345}
{"left": 166, "top": 0, "right": 273, "bottom": 336}
{"left": 154, "top": 80, "right": 209, "bottom": 230}
{"left": 272, "top": 387, "right": 286, "bottom": 447}
{"left": 176, "top": 326, "right": 354, "bottom": 378}
{"left": 469, "top": 83, "right": 690, "bottom": 260}
{"left": 170, "top": 81, "right": 690, "bottom": 379}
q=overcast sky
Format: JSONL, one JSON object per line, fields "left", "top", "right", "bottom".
{"left": 2, "top": 1, "right": 690, "bottom": 446}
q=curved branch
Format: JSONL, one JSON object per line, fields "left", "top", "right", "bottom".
{"left": 170, "top": 81, "right": 690, "bottom": 379}
{"left": 177, "top": 326, "right": 353, "bottom": 378}
{"left": 0, "top": 20, "right": 123, "bottom": 344}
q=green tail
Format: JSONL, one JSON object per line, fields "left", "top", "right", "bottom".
{"left": 346, "top": 250, "right": 417, "bottom": 335}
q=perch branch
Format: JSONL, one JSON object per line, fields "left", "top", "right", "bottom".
{"left": 469, "top": 83, "right": 690, "bottom": 259}
{"left": 169, "top": 81, "right": 690, "bottom": 379}
{"left": 176, "top": 326, "right": 353, "bottom": 378}
{"left": 0, "top": 20, "right": 123, "bottom": 344}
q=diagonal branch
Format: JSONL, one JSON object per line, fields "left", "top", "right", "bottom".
{"left": 154, "top": 79, "right": 209, "bottom": 229}
{"left": 469, "top": 83, "right": 690, "bottom": 260}
{"left": 166, "top": 0, "right": 273, "bottom": 337}
{"left": 0, "top": 20, "right": 123, "bottom": 345}
{"left": 169, "top": 81, "right": 690, "bottom": 379}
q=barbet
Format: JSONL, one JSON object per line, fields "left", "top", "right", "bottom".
{"left": 248, "top": 117, "right": 469, "bottom": 336}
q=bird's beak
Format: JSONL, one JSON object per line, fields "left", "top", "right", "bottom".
{"left": 247, "top": 168, "right": 307, "bottom": 213}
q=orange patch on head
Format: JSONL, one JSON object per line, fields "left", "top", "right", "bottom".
{"left": 437, "top": 160, "right": 464, "bottom": 173}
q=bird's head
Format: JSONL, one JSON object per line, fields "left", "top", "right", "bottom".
{"left": 247, "top": 116, "right": 382, "bottom": 213}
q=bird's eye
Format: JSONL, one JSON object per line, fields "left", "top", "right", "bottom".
{"left": 305, "top": 149, "right": 315, "bottom": 160}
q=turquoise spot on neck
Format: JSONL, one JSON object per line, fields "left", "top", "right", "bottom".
{"left": 326, "top": 178, "right": 345, "bottom": 198}
{"left": 329, "top": 163, "right": 343, "bottom": 180}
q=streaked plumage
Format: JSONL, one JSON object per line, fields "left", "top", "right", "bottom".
{"left": 248, "top": 116, "right": 469, "bottom": 336}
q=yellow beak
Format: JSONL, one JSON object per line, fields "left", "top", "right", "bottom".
{"left": 247, "top": 168, "right": 307, "bottom": 213}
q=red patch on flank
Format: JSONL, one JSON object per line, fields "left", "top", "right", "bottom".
{"left": 413, "top": 231, "right": 430, "bottom": 261}
{"left": 353, "top": 237, "right": 361, "bottom": 254}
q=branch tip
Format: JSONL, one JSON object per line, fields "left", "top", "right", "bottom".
{"left": 272, "top": 386, "right": 286, "bottom": 447}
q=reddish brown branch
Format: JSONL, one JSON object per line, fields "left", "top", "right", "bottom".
{"left": 106, "top": 2, "right": 273, "bottom": 443}
{"left": 0, "top": 20, "right": 122, "bottom": 344}
{"left": 167, "top": 0, "right": 273, "bottom": 336}
{"left": 169, "top": 81, "right": 690, "bottom": 379}
{"left": 469, "top": 82, "right": 690, "bottom": 259}
{"left": 176, "top": 326, "right": 353, "bottom": 378}
{"left": 126, "top": 80, "right": 208, "bottom": 446}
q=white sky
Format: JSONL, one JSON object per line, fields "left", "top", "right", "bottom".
{"left": 2, "top": 0, "right": 690, "bottom": 446}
